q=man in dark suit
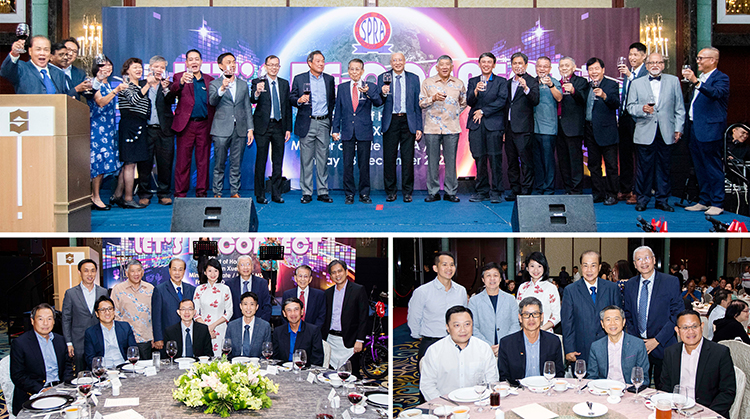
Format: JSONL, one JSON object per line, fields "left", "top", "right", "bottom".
{"left": 152, "top": 258, "right": 196, "bottom": 352}
{"left": 137, "top": 55, "right": 177, "bottom": 206}
{"left": 251, "top": 55, "right": 292, "bottom": 204}
{"left": 467, "top": 52, "right": 508, "bottom": 203}
{"left": 561, "top": 250, "right": 623, "bottom": 364}
{"left": 378, "top": 52, "right": 423, "bottom": 203}
{"left": 282, "top": 265, "right": 326, "bottom": 329}
{"left": 10, "top": 303, "right": 74, "bottom": 416}
{"left": 331, "top": 58, "right": 383, "bottom": 204}
{"left": 225, "top": 292, "right": 272, "bottom": 359}
{"left": 273, "top": 297, "right": 324, "bottom": 367}
{"left": 557, "top": 57, "right": 589, "bottom": 195}
{"left": 498, "top": 296, "right": 564, "bottom": 385}
{"left": 226, "top": 255, "right": 271, "bottom": 322}
{"left": 623, "top": 245, "right": 683, "bottom": 388}
{"left": 290, "top": 50, "right": 336, "bottom": 204}
{"left": 61, "top": 258, "right": 108, "bottom": 374}
{"left": 1, "top": 36, "right": 76, "bottom": 96}
{"left": 208, "top": 52, "right": 254, "bottom": 199}
{"left": 505, "top": 52, "right": 540, "bottom": 200}
{"left": 661, "top": 310, "right": 736, "bottom": 418}
{"left": 83, "top": 296, "right": 137, "bottom": 368}
{"left": 322, "top": 260, "right": 368, "bottom": 374}
{"left": 584, "top": 58, "right": 620, "bottom": 205}
{"left": 163, "top": 299, "right": 213, "bottom": 358}
{"left": 169, "top": 49, "right": 215, "bottom": 198}
{"left": 682, "top": 47, "right": 731, "bottom": 216}
{"left": 54, "top": 38, "right": 91, "bottom": 100}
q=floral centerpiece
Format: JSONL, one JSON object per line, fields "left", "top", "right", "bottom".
{"left": 173, "top": 359, "right": 279, "bottom": 417}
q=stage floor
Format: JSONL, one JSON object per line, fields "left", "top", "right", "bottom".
{"left": 91, "top": 189, "right": 750, "bottom": 233}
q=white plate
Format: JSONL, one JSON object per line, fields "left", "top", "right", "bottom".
{"left": 30, "top": 396, "right": 69, "bottom": 409}
{"left": 120, "top": 364, "right": 145, "bottom": 372}
{"left": 572, "top": 402, "right": 608, "bottom": 417}
{"left": 448, "top": 387, "right": 491, "bottom": 402}
{"left": 318, "top": 371, "right": 357, "bottom": 382}
{"left": 649, "top": 393, "right": 696, "bottom": 410}
{"left": 282, "top": 361, "right": 293, "bottom": 369}
{"left": 588, "top": 386, "right": 609, "bottom": 396}
{"left": 519, "top": 376, "right": 552, "bottom": 393}
{"left": 367, "top": 393, "right": 388, "bottom": 406}
{"left": 71, "top": 377, "right": 98, "bottom": 385}
{"left": 589, "top": 379, "right": 627, "bottom": 391}
{"left": 232, "top": 357, "right": 252, "bottom": 364}
{"left": 174, "top": 357, "right": 196, "bottom": 364}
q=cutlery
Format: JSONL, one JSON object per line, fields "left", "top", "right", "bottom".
{"left": 439, "top": 395, "right": 458, "bottom": 406}
{"left": 586, "top": 401, "right": 594, "bottom": 416}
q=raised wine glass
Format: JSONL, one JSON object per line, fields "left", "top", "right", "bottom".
{"left": 261, "top": 341, "right": 273, "bottom": 367}
{"left": 681, "top": 64, "right": 692, "bottom": 83}
{"left": 222, "top": 338, "right": 232, "bottom": 359}
{"left": 617, "top": 56, "right": 628, "bottom": 68}
{"left": 382, "top": 72, "right": 392, "bottom": 95}
{"left": 575, "top": 359, "right": 587, "bottom": 394}
{"left": 126, "top": 346, "right": 140, "bottom": 377}
{"left": 165, "top": 340, "right": 178, "bottom": 368}
{"left": 293, "top": 348, "right": 307, "bottom": 381}
{"left": 591, "top": 79, "right": 600, "bottom": 100}
{"left": 543, "top": 361, "right": 556, "bottom": 396}
{"left": 647, "top": 94, "right": 657, "bottom": 116}
{"left": 631, "top": 366, "right": 644, "bottom": 403}
{"left": 91, "top": 356, "right": 106, "bottom": 387}
{"left": 14, "top": 23, "right": 29, "bottom": 54}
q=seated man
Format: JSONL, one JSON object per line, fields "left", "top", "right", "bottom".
{"left": 420, "top": 305, "right": 498, "bottom": 401}
{"left": 587, "top": 305, "right": 650, "bottom": 386}
{"left": 661, "top": 309, "right": 736, "bottom": 418}
{"left": 10, "top": 303, "right": 73, "bottom": 416}
{"left": 498, "top": 297, "right": 564, "bottom": 385}
{"left": 225, "top": 292, "right": 271, "bottom": 359}
{"left": 84, "top": 296, "right": 138, "bottom": 369}
{"left": 272, "top": 297, "right": 324, "bottom": 367}
{"left": 163, "top": 299, "right": 213, "bottom": 358}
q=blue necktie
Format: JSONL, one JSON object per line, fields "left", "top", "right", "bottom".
{"left": 638, "top": 280, "right": 651, "bottom": 335}
{"left": 40, "top": 69, "right": 56, "bottom": 94}
{"left": 177, "top": 286, "right": 183, "bottom": 301}
{"left": 394, "top": 75, "right": 402, "bottom": 113}
{"left": 243, "top": 280, "right": 249, "bottom": 294}
{"left": 243, "top": 325, "right": 251, "bottom": 356}
{"left": 185, "top": 327, "right": 193, "bottom": 357}
{"left": 271, "top": 81, "right": 281, "bottom": 121}
{"left": 590, "top": 286, "right": 597, "bottom": 304}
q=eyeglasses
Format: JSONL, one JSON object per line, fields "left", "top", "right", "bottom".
{"left": 178, "top": 308, "right": 195, "bottom": 312}
{"left": 636, "top": 256, "right": 652, "bottom": 262}
{"left": 521, "top": 312, "right": 541, "bottom": 319}
{"left": 97, "top": 307, "right": 114, "bottom": 313}
{"left": 677, "top": 324, "right": 701, "bottom": 331}
{"left": 646, "top": 61, "right": 665, "bottom": 65}
{"left": 696, "top": 56, "right": 715, "bottom": 62}
{"left": 265, "top": 64, "right": 280, "bottom": 68}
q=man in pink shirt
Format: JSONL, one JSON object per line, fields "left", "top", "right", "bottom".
{"left": 587, "top": 305, "right": 650, "bottom": 387}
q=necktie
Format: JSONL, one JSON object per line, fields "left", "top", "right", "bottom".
{"left": 185, "top": 327, "right": 193, "bottom": 357}
{"left": 177, "top": 286, "right": 183, "bottom": 301}
{"left": 243, "top": 325, "right": 251, "bottom": 356}
{"left": 590, "top": 286, "right": 597, "bottom": 304}
{"left": 649, "top": 75, "right": 661, "bottom": 81}
{"left": 352, "top": 82, "right": 359, "bottom": 111}
{"left": 271, "top": 80, "right": 281, "bottom": 121}
{"left": 300, "top": 290, "right": 306, "bottom": 320}
{"left": 243, "top": 280, "right": 249, "bottom": 294}
{"left": 394, "top": 74, "right": 402, "bottom": 113}
{"left": 40, "top": 69, "right": 56, "bottom": 94}
{"left": 638, "top": 280, "right": 651, "bottom": 335}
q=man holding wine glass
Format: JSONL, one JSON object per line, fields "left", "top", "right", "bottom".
{"left": 83, "top": 296, "right": 138, "bottom": 369}
{"left": 505, "top": 52, "right": 540, "bottom": 200}
{"left": 556, "top": 56, "right": 589, "bottom": 195}
{"left": 162, "top": 299, "right": 213, "bottom": 359}
{"left": 224, "top": 292, "right": 272, "bottom": 359}
{"left": 272, "top": 297, "right": 324, "bottom": 367}
{"left": 1, "top": 35, "right": 74, "bottom": 96}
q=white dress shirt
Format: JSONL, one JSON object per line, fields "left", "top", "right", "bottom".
{"left": 606, "top": 335, "right": 625, "bottom": 383}
{"left": 689, "top": 68, "right": 716, "bottom": 121}
{"left": 706, "top": 305, "right": 726, "bottom": 341}
{"left": 296, "top": 287, "right": 309, "bottom": 312}
{"left": 679, "top": 338, "right": 704, "bottom": 401}
{"left": 637, "top": 272, "right": 656, "bottom": 338}
{"left": 180, "top": 321, "right": 195, "bottom": 357}
{"left": 408, "top": 279, "right": 468, "bottom": 339}
{"left": 649, "top": 76, "right": 662, "bottom": 107}
{"left": 101, "top": 323, "right": 125, "bottom": 368}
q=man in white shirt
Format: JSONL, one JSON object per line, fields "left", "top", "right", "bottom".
{"left": 419, "top": 305, "right": 498, "bottom": 401}
{"left": 163, "top": 299, "right": 213, "bottom": 358}
{"left": 572, "top": 266, "right": 581, "bottom": 282}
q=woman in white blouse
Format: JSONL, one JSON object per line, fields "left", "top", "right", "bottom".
{"left": 515, "top": 251, "right": 560, "bottom": 331}
{"left": 193, "top": 258, "right": 233, "bottom": 357}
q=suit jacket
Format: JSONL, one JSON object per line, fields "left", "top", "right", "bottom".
{"left": 83, "top": 320, "right": 137, "bottom": 368}
{"left": 377, "top": 70, "right": 423, "bottom": 134}
{"left": 138, "top": 79, "right": 177, "bottom": 136}
{"left": 661, "top": 339, "right": 736, "bottom": 418}
{"left": 272, "top": 320, "right": 324, "bottom": 367}
{"left": 322, "top": 281, "right": 369, "bottom": 348}
{"left": 169, "top": 72, "right": 215, "bottom": 133}
{"left": 162, "top": 320, "right": 213, "bottom": 358}
{"left": 0, "top": 55, "right": 75, "bottom": 96}
{"left": 466, "top": 74, "right": 508, "bottom": 132}
{"left": 208, "top": 77, "right": 254, "bottom": 137}
{"left": 225, "top": 276, "right": 272, "bottom": 323}
{"left": 290, "top": 71, "right": 336, "bottom": 137}
{"left": 62, "top": 65, "right": 87, "bottom": 100}
{"left": 250, "top": 76, "right": 292, "bottom": 135}
{"left": 623, "top": 271, "right": 683, "bottom": 360}
{"left": 621, "top": 64, "right": 649, "bottom": 112}
{"left": 587, "top": 332, "right": 650, "bottom": 386}
{"left": 561, "top": 279, "right": 623, "bottom": 363}
{"left": 152, "top": 280, "right": 196, "bottom": 342}
{"left": 687, "top": 69, "right": 730, "bottom": 143}
{"left": 587, "top": 77, "right": 620, "bottom": 146}
{"left": 627, "top": 74, "right": 686, "bottom": 145}
{"left": 10, "top": 331, "right": 73, "bottom": 415}
{"left": 331, "top": 81, "right": 383, "bottom": 141}
{"left": 225, "top": 316, "right": 272, "bottom": 359}
{"left": 467, "top": 289, "right": 519, "bottom": 346}
{"left": 498, "top": 330, "right": 565, "bottom": 386}
{"left": 558, "top": 75, "right": 589, "bottom": 137}
{"left": 282, "top": 286, "right": 326, "bottom": 329}
{"left": 506, "top": 73, "right": 540, "bottom": 134}
{"left": 61, "top": 284, "right": 109, "bottom": 357}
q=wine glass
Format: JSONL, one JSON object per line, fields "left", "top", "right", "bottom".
{"left": 617, "top": 56, "right": 628, "bottom": 69}
{"left": 315, "top": 399, "right": 334, "bottom": 419}
{"left": 166, "top": 340, "right": 178, "bottom": 368}
{"left": 591, "top": 79, "right": 600, "bottom": 100}
{"left": 91, "top": 357, "right": 106, "bottom": 387}
{"left": 222, "top": 338, "right": 232, "bottom": 358}
{"left": 258, "top": 74, "right": 267, "bottom": 92}
{"left": 337, "top": 359, "right": 352, "bottom": 382}
{"left": 15, "top": 23, "right": 29, "bottom": 54}
{"left": 473, "top": 372, "right": 488, "bottom": 412}
{"left": 631, "top": 366, "right": 644, "bottom": 403}
{"left": 543, "top": 361, "right": 556, "bottom": 396}
{"left": 347, "top": 384, "right": 365, "bottom": 414}
{"left": 673, "top": 384, "right": 687, "bottom": 417}
{"left": 382, "top": 72, "right": 392, "bottom": 95}
{"left": 303, "top": 82, "right": 311, "bottom": 104}
{"left": 561, "top": 75, "right": 571, "bottom": 95}
{"left": 682, "top": 64, "right": 692, "bottom": 83}
{"left": 126, "top": 346, "right": 140, "bottom": 377}
{"left": 293, "top": 349, "right": 307, "bottom": 381}
{"left": 479, "top": 74, "right": 487, "bottom": 92}
{"left": 77, "top": 371, "right": 95, "bottom": 400}
{"left": 575, "top": 359, "right": 587, "bottom": 394}
{"left": 647, "top": 94, "right": 657, "bottom": 116}
{"left": 261, "top": 341, "right": 273, "bottom": 367}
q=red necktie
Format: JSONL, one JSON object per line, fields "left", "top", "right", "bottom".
{"left": 352, "top": 82, "right": 358, "bottom": 112}
{"left": 300, "top": 290, "right": 306, "bottom": 320}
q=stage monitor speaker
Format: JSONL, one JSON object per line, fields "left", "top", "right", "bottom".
{"left": 511, "top": 195, "right": 596, "bottom": 232}
{"left": 170, "top": 198, "right": 258, "bottom": 232}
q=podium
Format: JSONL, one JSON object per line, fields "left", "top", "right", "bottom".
{"left": 52, "top": 246, "right": 101, "bottom": 310}
{"left": 0, "top": 95, "right": 91, "bottom": 232}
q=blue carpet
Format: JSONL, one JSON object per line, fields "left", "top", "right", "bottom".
{"left": 92, "top": 189, "right": 750, "bottom": 232}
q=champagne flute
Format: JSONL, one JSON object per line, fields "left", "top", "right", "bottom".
{"left": 15, "top": 23, "right": 29, "bottom": 54}
{"left": 91, "top": 357, "right": 106, "bottom": 387}
{"left": 382, "top": 72, "right": 392, "bottom": 95}
{"left": 631, "top": 366, "right": 644, "bottom": 403}
{"left": 222, "top": 338, "right": 232, "bottom": 358}
{"left": 673, "top": 384, "right": 687, "bottom": 417}
{"left": 293, "top": 349, "right": 307, "bottom": 381}
{"left": 261, "top": 341, "right": 273, "bottom": 367}
{"left": 575, "top": 359, "right": 587, "bottom": 394}
{"left": 126, "top": 346, "right": 140, "bottom": 377}
{"left": 681, "top": 64, "right": 692, "bottom": 83}
{"left": 76, "top": 371, "right": 95, "bottom": 400}
{"left": 543, "top": 361, "right": 556, "bottom": 396}
{"left": 166, "top": 340, "right": 178, "bottom": 368}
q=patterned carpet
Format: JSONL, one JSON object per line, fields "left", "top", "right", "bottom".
{"left": 393, "top": 323, "right": 420, "bottom": 416}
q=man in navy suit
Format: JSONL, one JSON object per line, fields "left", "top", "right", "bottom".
{"left": 282, "top": 265, "right": 326, "bottom": 329}
{"left": 505, "top": 52, "right": 540, "bottom": 200}
{"left": 226, "top": 255, "right": 271, "bottom": 322}
{"left": 378, "top": 52, "right": 423, "bottom": 203}
{"left": 273, "top": 297, "right": 324, "bottom": 367}
{"left": 152, "top": 258, "right": 196, "bottom": 352}
{"left": 584, "top": 58, "right": 620, "bottom": 206}
{"left": 1, "top": 36, "right": 76, "bottom": 96}
{"left": 331, "top": 58, "right": 383, "bottom": 204}
{"left": 54, "top": 38, "right": 91, "bottom": 100}
{"left": 683, "top": 47, "right": 731, "bottom": 216}
{"left": 290, "top": 50, "right": 336, "bottom": 204}
{"left": 225, "top": 292, "right": 272, "bottom": 359}
{"left": 587, "top": 305, "right": 650, "bottom": 386}
{"left": 561, "top": 250, "right": 622, "bottom": 364}
{"left": 10, "top": 304, "right": 74, "bottom": 416}
{"left": 623, "top": 245, "right": 683, "bottom": 388}
{"left": 467, "top": 52, "right": 508, "bottom": 203}
{"left": 498, "top": 297, "right": 564, "bottom": 385}
{"left": 83, "top": 296, "right": 138, "bottom": 368}
{"left": 163, "top": 299, "right": 214, "bottom": 358}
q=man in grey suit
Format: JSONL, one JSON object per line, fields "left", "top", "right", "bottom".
{"left": 208, "top": 52, "right": 254, "bottom": 198}
{"left": 587, "top": 305, "right": 650, "bottom": 386}
{"left": 626, "top": 53, "right": 685, "bottom": 212}
{"left": 225, "top": 292, "right": 272, "bottom": 359}
{"left": 62, "top": 259, "right": 109, "bottom": 373}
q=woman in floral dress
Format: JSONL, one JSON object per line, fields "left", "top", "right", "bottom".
{"left": 516, "top": 251, "right": 561, "bottom": 331}
{"left": 193, "top": 258, "right": 233, "bottom": 357}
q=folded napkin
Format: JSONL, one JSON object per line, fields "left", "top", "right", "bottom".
{"left": 511, "top": 403, "right": 559, "bottom": 419}
{"left": 103, "top": 398, "right": 139, "bottom": 407}
{"left": 103, "top": 409, "right": 145, "bottom": 419}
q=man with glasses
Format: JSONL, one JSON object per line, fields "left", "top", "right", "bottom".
{"left": 682, "top": 47, "right": 730, "bottom": 216}
{"left": 152, "top": 258, "right": 195, "bottom": 353}
{"left": 622, "top": 246, "right": 683, "bottom": 388}
{"left": 60, "top": 38, "right": 90, "bottom": 98}
{"left": 163, "top": 299, "right": 213, "bottom": 358}
{"left": 626, "top": 52, "right": 685, "bottom": 212}
{"left": 83, "top": 296, "right": 137, "bottom": 369}
{"left": 587, "top": 305, "right": 650, "bottom": 386}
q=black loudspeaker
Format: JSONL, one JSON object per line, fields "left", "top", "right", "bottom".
{"left": 511, "top": 195, "right": 597, "bottom": 232}
{"left": 170, "top": 198, "right": 258, "bottom": 232}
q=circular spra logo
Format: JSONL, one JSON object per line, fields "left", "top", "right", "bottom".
{"left": 353, "top": 12, "right": 391, "bottom": 52}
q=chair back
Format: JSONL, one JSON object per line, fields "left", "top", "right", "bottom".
{"left": 730, "top": 366, "right": 746, "bottom": 419}
{"left": 0, "top": 355, "right": 15, "bottom": 418}
{"left": 720, "top": 340, "right": 750, "bottom": 419}
{"left": 322, "top": 340, "right": 331, "bottom": 370}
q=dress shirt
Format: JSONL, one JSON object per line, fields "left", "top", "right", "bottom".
{"left": 649, "top": 76, "right": 662, "bottom": 107}
{"left": 509, "top": 75, "right": 530, "bottom": 121}
{"left": 190, "top": 77, "right": 208, "bottom": 119}
{"left": 267, "top": 76, "right": 281, "bottom": 120}
{"left": 534, "top": 78, "right": 561, "bottom": 135}
{"left": 706, "top": 305, "right": 726, "bottom": 341}
{"left": 585, "top": 279, "right": 599, "bottom": 297}
{"left": 241, "top": 317, "right": 255, "bottom": 355}
{"left": 679, "top": 338, "right": 704, "bottom": 401}
{"left": 180, "top": 321, "right": 194, "bottom": 357}
{"left": 516, "top": 279, "right": 561, "bottom": 326}
{"left": 393, "top": 71, "right": 407, "bottom": 114}
{"left": 408, "top": 279, "right": 468, "bottom": 339}
{"left": 606, "top": 335, "right": 625, "bottom": 383}
{"left": 81, "top": 283, "right": 97, "bottom": 314}
{"left": 11, "top": 55, "right": 52, "bottom": 82}
{"left": 35, "top": 332, "right": 59, "bottom": 384}
{"left": 636, "top": 273, "right": 655, "bottom": 338}
{"left": 419, "top": 75, "right": 467, "bottom": 134}
{"left": 309, "top": 72, "right": 328, "bottom": 117}
{"left": 297, "top": 287, "right": 309, "bottom": 312}
{"left": 112, "top": 280, "right": 155, "bottom": 343}
{"left": 743, "top": 272, "right": 750, "bottom": 288}
{"left": 241, "top": 278, "right": 253, "bottom": 294}
{"left": 330, "top": 281, "right": 347, "bottom": 331}
{"left": 217, "top": 78, "right": 237, "bottom": 101}
{"left": 148, "top": 86, "right": 160, "bottom": 125}
{"left": 689, "top": 68, "right": 716, "bottom": 121}
{"left": 171, "top": 280, "right": 185, "bottom": 296}
{"left": 586, "top": 87, "right": 595, "bottom": 121}
{"left": 628, "top": 64, "right": 644, "bottom": 82}
{"left": 101, "top": 323, "right": 125, "bottom": 368}
{"left": 287, "top": 323, "right": 298, "bottom": 362}
{"left": 573, "top": 272, "right": 581, "bottom": 282}
{"left": 523, "top": 332, "right": 541, "bottom": 377}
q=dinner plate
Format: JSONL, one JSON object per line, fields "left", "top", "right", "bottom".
{"left": 22, "top": 394, "right": 74, "bottom": 411}
{"left": 519, "top": 376, "right": 552, "bottom": 393}
{"left": 448, "top": 387, "right": 491, "bottom": 402}
{"left": 71, "top": 377, "right": 99, "bottom": 386}
{"left": 117, "top": 363, "right": 146, "bottom": 372}
{"left": 282, "top": 361, "right": 293, "bottom": 369}
{"left": 232, "top": 356, "right": 252, "bottom": 364}
{"left": 589, "top": 379, "right": 627, "bottom": 391}
{"left": 588, "top": 386, "right": 609, "bottom": 396}
{"left": 365, "top": 391, "right": 388, "bottom": 407}
{"left": 648, "top": 393, "right": 696, "bottom": 410}
{"left": 572, "top": 402, "right": 608, "bottom": 417}
{"left": 174, "top": 357, "right": 196, "bottom": 364}
{"left": 320, "top": 371, "right": 357, "bottom": 382}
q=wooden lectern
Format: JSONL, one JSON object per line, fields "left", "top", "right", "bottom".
{"left": 52, "top": 246, "right": 101, "bottom": 310}
{"left": 0, "top": 94, "right": 91, "bottom": 232}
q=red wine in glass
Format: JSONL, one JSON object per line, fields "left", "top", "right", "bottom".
{"left": 303, "top": 82, "right": 311, "bottom": 97}
{"left": 128, "top": 356, "right": 139, "bottom": 366}
{"left": 337, "top": 371, "right": 351, "bottom": 381}
{"left": 93, "top": 367, "right": 107, "bottom": 380}
{"left": 295, "top": 360, "right": 306, "bottom": 370}
{"left": 78, "top": 384, "right": 92, "bottom": 396}
{"left": 222, "top": 347, "right": 232, "bottom": 357}
{"left": 347, "top": 393, "right": 363, "bottom": 404}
